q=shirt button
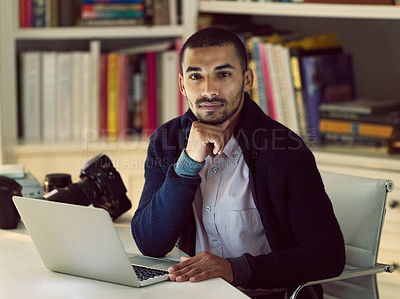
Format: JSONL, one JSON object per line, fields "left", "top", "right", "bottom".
{"left": 205, "top": 205, "right": 211, "bottom": 212}
{"left": 211, "top": 239, "right": 218, "bottom": 246}
{"left": 232, "top": 153, "right": 238, "bottom": 159}
{"left": 212, "top": 166, "right": 219, "bottom": 173}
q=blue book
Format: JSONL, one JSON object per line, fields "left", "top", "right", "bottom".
{"left": 301, "top": 53, "right": 355, "bottom": 142}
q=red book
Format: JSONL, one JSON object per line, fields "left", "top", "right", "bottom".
{"left": 258, "top": 42, "right": 276, "bottom": 120}
{"left": 99, "top": 54, "right": 108, "bottom": 138}
{"left": 25, "top": 0, "right": 32, "bottom": 27}
{"left": 118, "top": 54, "right": 129, "bottom": 137}
{"left": 143, "top": 51, "right": 158, "bottom": 137}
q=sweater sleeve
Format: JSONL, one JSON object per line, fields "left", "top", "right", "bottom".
{"left": 131, "top": 141, "right": 202, "bottom": 258}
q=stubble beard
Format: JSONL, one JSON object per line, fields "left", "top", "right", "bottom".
{"left": 189, "top": 84, "right": 244, "bottom": 125}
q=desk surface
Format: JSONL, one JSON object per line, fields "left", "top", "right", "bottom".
{"left": 0, "top": 212, "right": 249, "bottom": 299}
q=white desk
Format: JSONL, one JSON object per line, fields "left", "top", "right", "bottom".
{"left": 0, "top": 212, "right": 249, "bottom": 299}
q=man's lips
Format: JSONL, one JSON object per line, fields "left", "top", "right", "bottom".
{"left": 199, "top": 102, "right": 223, "bottom": 111}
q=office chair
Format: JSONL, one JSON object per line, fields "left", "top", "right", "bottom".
{"left": 289, "top": 170, "right": 395, "bottom": 299}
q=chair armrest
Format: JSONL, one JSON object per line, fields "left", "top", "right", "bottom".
{"left": 289, "top": 263, "right": 394, "bottom": 299}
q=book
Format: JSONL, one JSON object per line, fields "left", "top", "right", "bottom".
{"left": 42, "top": 51, "right": 57, "bottom": 141}
{"left": 118, "top": 54, "right": 130, "bottom": 136}
{"left": 300, "top": 52, "right": 355, "bottom": 141}
{"left": 89, "top": 40, "right": 101, "bottom": 141}
{"left": 99, "top": 54, "right": 108, "bottom": 138}
{"left": 132, "top": 56, "right": 145, "bottom": 132}
{"left": 303, "top": 0, "right": 393, "bottom": 4}
{"left": 158, "top": 50, "right": 179, "bottom": 125}
{"left": 107, "top": 53, "right": 119, "bottom": 139}
{"left": 319, "top": 118, "right": 395, "bottom": 139}
{"left": 21, "top": 51, "right": 42, "bottom": 141}
{"left": 248, "top": 36, "right": 268, "bottom": 113}
{"left": 319, "top": 98, "right": 400, "bottom": 115}
{"left": 320, "top": 109, "right": 400, "bottom": 126}
{"left": 79, "top": 18, "right": 145, "bottom": 26}
{"left": 80, "top": 53, "right": 91, "bottom": 141}
{"left": 258, "top": 41, "right": 276, "bottom": 120}
{"left": 144, "top": 51, "right": 158, "bottom": 136}
{"left": 71, "top": 52, "right": 84, "bottom": 141}
{"left": 175, "top": 38, "right": 187, "bottom": 115}
{"left": 32, "top": 0, "right": 46, "bottom": 27}
{"left": 288, "top": 46, "right": 343, "bottom": 139}
{"left": 274, "top": 43, "right": 299, "bottom": 132}
{"left": 58, "top": 0, "right": 80, "bottom": 26}
{"left": 56, "top": 52, "right": 73, "bottom": 140}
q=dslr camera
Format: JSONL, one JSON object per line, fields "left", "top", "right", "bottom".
{"left": 0, "top": 176, "right": 22, "bottom": 229}
{"left": 44, "top": 154, "right": 131, "bottom": 220}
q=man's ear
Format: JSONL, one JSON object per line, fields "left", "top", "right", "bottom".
{"left": 243, "top": 69, "right": 254, "bottom": 93}
{"left": 178, "top": 73, "right": 186, "bottom": 96}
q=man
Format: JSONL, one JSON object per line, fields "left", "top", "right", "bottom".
{"left": 131, "top": 27, "right": 345, "bottom": 298}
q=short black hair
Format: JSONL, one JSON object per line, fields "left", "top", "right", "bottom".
{"left": 179, "top": 27, "right": 248, "bottom": 73}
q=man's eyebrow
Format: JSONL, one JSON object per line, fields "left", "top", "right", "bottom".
{"left": 185, "top": 63, "right": 235, "bottom": 73}
{"left": 215, "top": 63, "right": 235, "bottom": 71}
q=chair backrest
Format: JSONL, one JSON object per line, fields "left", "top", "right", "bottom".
{"left": 319, "top": 170, "right": 393, "bottom": 299}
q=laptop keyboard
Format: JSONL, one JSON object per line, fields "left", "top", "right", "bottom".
{"left": 133, "top": 265, "right": 169, "bottom": 281}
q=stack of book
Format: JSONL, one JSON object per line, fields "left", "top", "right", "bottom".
{"left": 80, "top": 0, "right": 146, "bottom": 27}
{"left": 18, "top": 0, "right": 180, "bottom": 28}
{"left": 19, "top": 40, "right": 182, "bottom": 142}
{"left": 319, "top": 98, "right": 400, "bottom": 149}
{"left": 244, "top": 32, "right": 355, "bottom": 143}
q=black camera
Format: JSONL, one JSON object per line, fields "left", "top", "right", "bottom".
{"left": 43, "top": 154, "right": 131, "bottom": 220}
{"left": 0, "top": 176, "right": 22, "bottom": 229}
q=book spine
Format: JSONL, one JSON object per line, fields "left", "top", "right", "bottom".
{"left": 99, "top": 55, "right": 108, "bottom": 138}
{"left": 159, "top": 50, "right": 179, "bottom": 124}
{"left": 319, "top": 119, "right": 395, "bottom": 139}
{"left": 71, "top": 52, "right": 84, "bottom": 141}
{"left": 81, "top": 10, "right": 145, "bottom": 19}
{"left": 289, "top": 53, "right": 309, "bottom": 139}
{"left": 118, "top": 54, "right": 129, "bottom": 136}
{"left": 89, "top": 40, "right": 101, "bottom": 141}
{"left": 42, "top": 51, "right": 58, "bottom": 141}
{"left": 258, "top": 41, "right": 276, "bottom": 120}
{"left": 80, "top": 18, "right": 145, "bottom": 26}
{"left": 21, "top": 52, "right": 42, "bottom": 140}
{"left": 145, "top": 51, "right": 158, "bottom": 136}
{"left": 320, "top": 110, "right": 400, "bottom": 126}
{"left": 81, "top": 3, "right": 145, "bottom": 12}
{"left": 32, "top": 0, "right": 46, "bottom": 27}
{"left": 107, "top": 53, "right": 119, "bottom": 139}
{"left": 56, "top": 52, "right": 73, "bottom": 140}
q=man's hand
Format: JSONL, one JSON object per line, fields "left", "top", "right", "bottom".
{"left": 168, "top": 252, "right": 234, "bottom": 284}
{"left": 185, "top": 120, "right": 230, "bottom": 163}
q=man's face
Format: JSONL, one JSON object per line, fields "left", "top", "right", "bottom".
{"left": 179, "top": 44, "right": 253, "bottom": 125}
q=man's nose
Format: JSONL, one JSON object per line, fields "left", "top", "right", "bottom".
{"left": 200, "top": 76, "right": 219, "bottom": 98}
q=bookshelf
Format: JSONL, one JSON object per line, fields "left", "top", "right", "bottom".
{"left": 0, "top": 0, "right": 198, "bottom": 209}
{"left": 0, "top": 0, "right": 399, "bottom": 295}
{"left": 0, "top": 0, "right": 198, "bottom": 163}
{"left": 198, "top": 0, "right": 400, "bottom": 296}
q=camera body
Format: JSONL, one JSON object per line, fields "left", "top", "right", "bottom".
{"left": 0, "top": 176, "right": 22, "bottom": 229}
{"left": 44, "top": 154, "right": 131, "bottom": 220}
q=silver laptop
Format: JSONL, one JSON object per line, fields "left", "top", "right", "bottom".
{"left": 13, "top": 196, "right": 177, "bottom": 287}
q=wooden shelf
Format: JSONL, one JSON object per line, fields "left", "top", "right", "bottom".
{"left": 199, "top": 1, "right": 400, "bottom": 20}
{"left": 15, "top": 25, "right": 184, "bottom": 40}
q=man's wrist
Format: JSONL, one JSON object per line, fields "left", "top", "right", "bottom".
{"left": 174, "top": 149, "right": 205, "bottom": 178}
{"left": 227, "top": 256, "right": 251, "bottom": 288}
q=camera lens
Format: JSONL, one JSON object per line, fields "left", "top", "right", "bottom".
{"left": 44, "top": 173, "right": 72, "bottom": 194}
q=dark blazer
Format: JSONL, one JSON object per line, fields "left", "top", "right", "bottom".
{"left": 131, "top": 93, "right": 345, "bottom": 298}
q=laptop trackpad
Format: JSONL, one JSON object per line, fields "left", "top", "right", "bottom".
{"left": 129, "top": 255, "right": 177, "bottom": 270}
